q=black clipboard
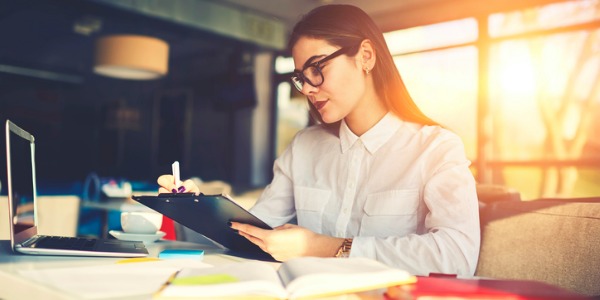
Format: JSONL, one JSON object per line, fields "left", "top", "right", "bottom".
{"left": 132, "top": 193, "right": 275, "bottom": 261}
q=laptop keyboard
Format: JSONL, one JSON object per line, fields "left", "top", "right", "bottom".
{"left": 35, "top": 236, "right": 97, "bottom": 250}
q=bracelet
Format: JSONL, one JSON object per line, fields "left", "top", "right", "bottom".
{"left": 334, "top": 238, "right": 353, "bottom": 258}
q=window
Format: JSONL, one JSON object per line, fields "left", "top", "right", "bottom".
{"left": 393, "top": 47, "right": 478, "bottom": 159}
{"left": 386, "top": 18, "right": 478, "bottom": 159}
{"left": 386, "top": 1, "right": 600, "bottom": 199}
{"left": 275, "top": 81, "right": 309, "bottom": 156}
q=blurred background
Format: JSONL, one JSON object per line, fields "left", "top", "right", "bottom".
{"left": 0, "top": 0, "right": 599, "bottom": 206}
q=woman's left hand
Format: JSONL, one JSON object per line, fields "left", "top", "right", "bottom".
{"left": 230, "top": 222, "right": 344, "bottom": 261}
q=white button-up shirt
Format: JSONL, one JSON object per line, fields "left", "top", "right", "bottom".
{"left": 250, "top": 113, "right": 480, "bottom": 276}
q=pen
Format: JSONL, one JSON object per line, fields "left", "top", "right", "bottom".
{"left": 172, "top": 161, "right": 184, "bottom": 193}
{"left": 156, "top": 270, "right": 181, "bottom": 294}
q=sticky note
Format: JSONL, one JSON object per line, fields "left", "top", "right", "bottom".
{"left": 171, "top": 274, "right": 239, "bottom": 285}
{"left": 158, "top": 249, "right": 204, "bottom": 260}
{"left": 116, "top": 257, "right": 161, "bottom": 264}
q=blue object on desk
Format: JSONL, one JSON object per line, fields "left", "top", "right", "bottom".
{"left": 159, "top": 249, "right": 204, "bottom": 260}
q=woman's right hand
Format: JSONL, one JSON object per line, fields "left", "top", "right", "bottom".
{"left": 157, "top": 174, "right": 200, "bottom": 195}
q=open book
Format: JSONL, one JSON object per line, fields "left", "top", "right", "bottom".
{"left": 154, "top": 257, "right": 415, "bottom": 299}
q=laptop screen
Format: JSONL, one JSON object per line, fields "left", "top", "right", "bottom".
{"left": 5, "top": 120, "right": 37, "bottom": 240}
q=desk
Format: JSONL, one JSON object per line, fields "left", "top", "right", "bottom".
{"left": 1, "top": 239, "right": 591, "bottom": 300}
{"left": 0, "top": 239, "right": 253, "bottom": 300}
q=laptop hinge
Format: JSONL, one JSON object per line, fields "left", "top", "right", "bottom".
{"left": 20, "top": 235, "right": 42, "bottom": 247}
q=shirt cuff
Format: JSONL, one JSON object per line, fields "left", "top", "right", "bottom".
{"left": 348, "top": 236, "right": 377, "bottom": 259}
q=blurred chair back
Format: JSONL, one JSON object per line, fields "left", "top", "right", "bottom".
{"left": 36, "top": 195, "right": 81, "bottom": 237}
{"left": 475, "top": 198, "right": 600, "bottom": 296}
{"left": 0, "top": 196, "right": 8, "bottom": 240}
{"left": 0, "top": 195, "right": 80, "bottom": 239}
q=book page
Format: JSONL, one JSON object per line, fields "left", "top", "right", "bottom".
{"left": 277, "top": 257, "right": 414, "bottom": 299}
{"left": 159, "top": 261, "right": 287, "bottom": 299}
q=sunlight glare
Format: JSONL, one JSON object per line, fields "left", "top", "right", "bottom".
{"left": 498, "top": 45, "right": 536, "bottom": 95}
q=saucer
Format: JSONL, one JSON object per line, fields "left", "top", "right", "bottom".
{"left": 109, "top": 230, "right": 166, "bottom": 244}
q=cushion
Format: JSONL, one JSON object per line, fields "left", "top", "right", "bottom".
{"left": 475, "top": 199, "right": 600, "bottom": 296}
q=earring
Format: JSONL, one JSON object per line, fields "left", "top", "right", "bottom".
{"left": 364, "top": 67, "right": 370, "bottom": 75}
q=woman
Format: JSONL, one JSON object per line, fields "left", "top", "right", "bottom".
{"left": 158, "top": 4, "right": 480, "bottom": 276}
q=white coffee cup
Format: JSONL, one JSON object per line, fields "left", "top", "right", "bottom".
{"left": 120, "top": 211, "right": 163, "bottom": 234}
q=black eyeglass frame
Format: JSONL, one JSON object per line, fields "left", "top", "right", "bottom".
{"left": 290, "top": 45, "right": 356, "bottom": 92}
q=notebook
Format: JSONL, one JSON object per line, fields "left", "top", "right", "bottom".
{"left": 4, "top": 119, "right": 148, "bottom": 257}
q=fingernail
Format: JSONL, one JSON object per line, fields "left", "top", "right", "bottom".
{"left": 177, "top": 186, "right": 186, "bottom": 193}
{"left": 171, "top": 188, "right": 177, "bottom": 193}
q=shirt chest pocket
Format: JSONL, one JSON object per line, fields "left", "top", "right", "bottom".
{"left": 359, "top": 189, "right": 420, "bottom": 237}
{"left": 294, "top": 186, "right": 331, "bottom": 233}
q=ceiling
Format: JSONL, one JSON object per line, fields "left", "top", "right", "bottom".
{"left": 217, "top": 0, "right": 443, "bottom": 30}
{"left": 0, "top": 0, "right": 566, "bottom": 84}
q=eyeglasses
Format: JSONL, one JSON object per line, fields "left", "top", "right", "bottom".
{"left": 290, "top": 46, "right": 354, "bottom": 92}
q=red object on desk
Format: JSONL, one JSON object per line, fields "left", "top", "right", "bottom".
{"left": 160, "top": 215, "right": 176, "bottom": 240}
{"left": 385, "top": 276, "right": 589, "bottom": 300}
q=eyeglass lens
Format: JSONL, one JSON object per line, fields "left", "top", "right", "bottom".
{"left": 292, "top": 66, "right": 323, "bottom": 91}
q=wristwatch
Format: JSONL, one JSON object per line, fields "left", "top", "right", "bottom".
{"left": 334, "top": 238, "right": 353, "bottom": 258}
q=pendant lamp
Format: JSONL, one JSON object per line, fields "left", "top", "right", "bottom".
{"left": 94, "top": 35, "right": 169, "bottom": 80}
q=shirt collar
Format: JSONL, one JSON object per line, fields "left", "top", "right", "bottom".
{"left": 339, "top": 112, "right": 403, "bottom": 154}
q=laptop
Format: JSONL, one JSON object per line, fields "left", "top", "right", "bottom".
{"left": 5, "top": 119, "right": 148, "bottom": 257}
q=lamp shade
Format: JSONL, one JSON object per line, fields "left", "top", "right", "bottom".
{"left": 94, "top": 35, "right": 169, "bottom": 80}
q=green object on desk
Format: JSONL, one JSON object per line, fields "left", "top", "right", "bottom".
{"left": 171, "top": 274, "right": 239, "bottom": 285}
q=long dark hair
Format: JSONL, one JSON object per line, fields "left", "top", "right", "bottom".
{"left": 289, "top": 4, "right": 437, "bottom": 127}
